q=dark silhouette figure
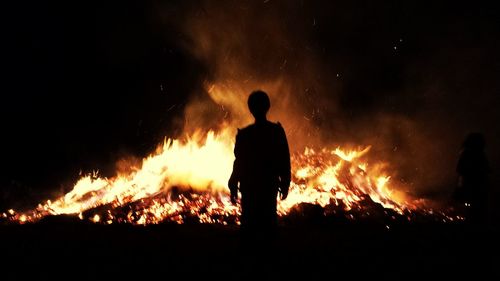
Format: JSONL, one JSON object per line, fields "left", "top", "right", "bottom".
{"left": 228, "top": 90, "right": 291, "bottom": 231}
{"left": 454, "top": 133, "right": 490, "bottom": 224}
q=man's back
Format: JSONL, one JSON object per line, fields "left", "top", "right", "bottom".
{"left": 233, "top": 121, "right": 290, "bottom": 185}
{"left": 228, "top": 90, "right": 291, "bottom": 228}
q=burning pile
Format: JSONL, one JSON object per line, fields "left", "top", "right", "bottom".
{"left": 1, "top": 125, "right": 462, "bottom": 225}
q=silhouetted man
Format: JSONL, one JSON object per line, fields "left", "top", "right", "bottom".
{"left": 228, "top": 90, "right": 291, "bottom": 231}
{"left": 455, "top": 133, "right": 490, "bottom": 224}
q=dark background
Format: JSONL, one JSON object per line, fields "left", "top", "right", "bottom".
{"left": 0, "top": 0, "right": 499, "bottom": 213}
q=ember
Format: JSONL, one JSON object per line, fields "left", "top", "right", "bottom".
{"left": 1, "top": 78, "right": 466, "bottom": 225}
{"left": 2, "top": 123, "right": 462, "bottom": 225}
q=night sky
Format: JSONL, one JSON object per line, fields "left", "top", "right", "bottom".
{"left": 1, "top": 0, "right": 499, "bottom": 212}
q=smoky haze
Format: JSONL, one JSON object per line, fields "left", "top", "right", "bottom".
{"left": 1, "top": 1, "right": 498, "bottom": 210}
{"left": 157, "top": 0, "right": 499, "bottom": 199}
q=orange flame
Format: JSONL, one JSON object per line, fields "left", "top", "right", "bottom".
{"left": 4, "top": 124, "right": 419, "bottom": 224}
{"left": 3, "top": 82, "right": 464, "bottom": 225}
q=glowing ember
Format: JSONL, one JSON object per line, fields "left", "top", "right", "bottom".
{"left": 1, "top": 79, "right": 463, "bottom": 225}
{"left": 2, "top": 124, "right": 444, "bottom": 225}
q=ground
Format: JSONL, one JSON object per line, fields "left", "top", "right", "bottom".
{"left": 0, "top": 217, "right": 497, "bottom": 280}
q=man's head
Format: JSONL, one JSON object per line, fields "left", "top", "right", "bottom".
{"left": 248, "top": 90, "right": 270, "bottom": 120}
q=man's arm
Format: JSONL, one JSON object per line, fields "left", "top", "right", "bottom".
{"left": 277, "top": 123, "right": 291, "bottom": 199}
{"left": 228, "top": 130, "right": 242, "bottom": 204}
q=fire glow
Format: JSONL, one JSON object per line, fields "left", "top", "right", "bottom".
{"left": 2, "top": 83, "right": 463, "bottom": 225}
{"left": 3, "top": 125, "right": 424, "bottom": 225}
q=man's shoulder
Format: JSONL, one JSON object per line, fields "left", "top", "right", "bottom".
{"left": 237, "top": 124, "right": 253, "bottom": 135}
{"left": 270, "top": 121, "right": 285, "bottom": 134}
{"left": 235, "top": 125, "right": 252, "bottom": 141}
{"left": 273, "top": 121, "right": 284, "bottom": 129}
{"left": 237, "top": 121, "right": 284, "bottom": 136}
{"left": 261, "top": 120, "right": 283, "bottom": 129}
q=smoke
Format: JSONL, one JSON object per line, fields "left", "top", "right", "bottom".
{"left": 158, "top": 1, "right": 341, "bottom": 146}
{"left": 151, "top": 0, "right": 500, "bottom": 200}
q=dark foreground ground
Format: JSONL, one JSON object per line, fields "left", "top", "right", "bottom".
{"left": 0, "top": 218, "right": 498, "bottom": 280}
